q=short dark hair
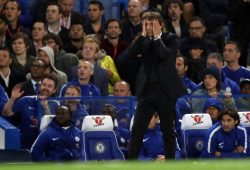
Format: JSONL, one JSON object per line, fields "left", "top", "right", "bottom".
{"left": 11, "top": 32, "right": 30, "bottom": 48}
{"left": 166, "top": 0, "right": 183, "bottom": 11}
{"left": 65, "top": 85, "right": 81, "bottom": 96}
{"left": 0, "top": 47, "right": 11, "bottom": 58}
{"left": 42, "top": 33, "right": 63, "bottom": 49}
{"left": 225, "top": 41, "right": 241, "bottom": 53}
{"left": 189, "top": 16, "right": 206, "bottom": 28}
{"left": 70, "top": 21, "right": 85, "bottom": 31}
{"left": 140, "top": 11, "right": 166, "bottom": 32}
{"left": 33, "top": 20, "right": 48, "bottom": 32}
{"left": 105, "top": 18, "right": 121, "bottom": 30}
{"left": 207, "top": 52, "right": 224, "bottom": 63}
{"left": 3, "top": 0, "right": 21, "bottom": 11}
{"left": 46, "top": 2, "right": 62, "bottom": 14}
{"left": 88, "top": 0, "right": 104, "bottom": 10}
{"left": 176, "top": 51, "right": 188, "bottom": 66}
{"left": 41, "top": 73, "right": 58, "bottom": 89}
{"left": 219, "top": 109, "right": 240, "bottom": 126}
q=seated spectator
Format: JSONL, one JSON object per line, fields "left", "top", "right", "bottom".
{"left": 20, "top": 59, "right": 46, "bottom": 97}
{"left": 222, "top": 41, "right": 250, "bottom": 86}
{"left": 30, "top": 105, "right": 84, "bottom": 161}
{"left": 175, "top": 52, "right": 198, "bottom": 94}
{"left": 191, "top": 66, "right": 235, "bottom": 112}
{"left": 36, "top": 46, "right": 68, "bottom": 93}
{"left": 42, "top": 33, "right": 79, "bottom": 78}
{"left": 59, "top": 60, "right": 100, "bottom": 98}
{"left": 62, "top": 85, "right": 89, "bottom": 129}
{"left": 120, "top": 0, "right": 142, "bottom": 44}
{"left": 102, "top": 103, "right": 130, "bottom": 157}
{"left": 139, "top": 113, "right": 181, "bottom": 161}
{"left": 3, "top": 0, "right": 30, "bottom": 48}
{"left": 165, "top": 0, "right": 188, "bottom": 38}
{"left": 58, "top": 0, "right": 85, "bottom": 30}
{"left": 84, "top": 0, "right": 105, "bottom": 39}
{"left": 96, "top": 49, "right": 120, "bottom": 95}
{"left": 236, "top": 79, "right": 250, "bottom": 111}
{"left": 185, "top": 38, "right": 207, "bottom": 84}
{"left": 203, "top": 52, "right": 240, "bottom": 95}
{"left": 0, "top": 47, "right": 23, "bottom": 97}
{"left": 75, "top": 34, "right": 108, "bottom": 96}
{"left": 59, "top": 60, "right": 100, "bottom": 114}
{"left": 29, "top": 21, "right": 48, "bottom": 56}
{"left": 45, "top": 2, "right": 69, "bottom": 43}
{"left": 2, "top": 74, "right": 60, "bottom": 149}
{"left": 179, "top": 16, "right": 218, "bottom": 59}
{"left": 10, "top": 32, "right": 34, "bottom": 82}
{"left": 64, "top": 21, "right": 85, "bottom": 54}
{"left": 203, "top": 98, "right": 222, "bottom": 124}
{"left": 200, "top": 109, "right": 248, "bottom": 158}
{"left": 100, "top": 18, "right": 128, "bottom": 62}
{"left": 112, "top": 80, "right": 136, "bottom": 128}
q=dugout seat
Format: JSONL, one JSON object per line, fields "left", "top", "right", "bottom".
{"left": 81, "top": 115, "right": 125, "bottom": 161}
{"left": 40, "top": 115, "right": 55, "bottom": 131}
{"left": 238, "top": 111, "right": 250, "bottom": 153}
{"left": 181, "top": 113, "right": 212, "bottom": 158}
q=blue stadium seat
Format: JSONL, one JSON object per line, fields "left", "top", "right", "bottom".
{"left": 181, "top": 113, "right": 212, "bottom": 158}
{"left": 0, "top": 116, "right": 20, "bottom": 149}
{"left": 81, "top": 115, "right": 125, "bottom": 161}
{"left": 238, "top": 111, "right": 250, "bottom": 153}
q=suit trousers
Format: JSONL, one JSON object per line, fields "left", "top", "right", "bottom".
{"left": 128, "top": 85, "right": 176, "bottom": 159}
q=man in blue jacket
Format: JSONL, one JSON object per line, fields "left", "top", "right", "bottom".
{"left": 2, "top": 74, "right": 60, "bottom": 149}
{"left": 200, "top": 109, "right": 249, "bottom": 158}
{"left": 30, "top": 105, "right": 84, "bottom": 161}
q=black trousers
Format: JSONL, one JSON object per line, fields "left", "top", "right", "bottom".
{"left": 128, "top": 86, "right": 176, "bottom": 159}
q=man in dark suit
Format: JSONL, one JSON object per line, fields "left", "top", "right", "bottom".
{"left": 58, "top": 0, "right": 85, "bottom": 30}
{"left": 0, "top": 48, "right": 22, "bottom": 97}
{"left": 20, "top": 59, "right": 46, "bottom": 97}
{"left": 127, "top": 11, "right": 187, "bottom": 160}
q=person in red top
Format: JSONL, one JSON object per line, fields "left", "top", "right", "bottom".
{"left": 100, "top": 18, "right": 128, "bottom": 62}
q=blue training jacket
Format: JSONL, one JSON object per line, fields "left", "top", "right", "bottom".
{"left": 30, "top": 120, "right": 84, "bottom": 161}
{"left": 200, "top": 122, "right": 248, "bottom": 158}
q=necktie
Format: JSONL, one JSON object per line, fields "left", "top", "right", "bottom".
{"left": 35, "top": 83, "right": 40, "bottom": 95}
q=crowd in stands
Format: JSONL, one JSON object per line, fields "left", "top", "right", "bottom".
{"left": 0, "top": 0, "right": 250, "bottom": 162}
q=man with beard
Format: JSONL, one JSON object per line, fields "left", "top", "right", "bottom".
{"left": 2, "top": 74, "right": 60, "bottom": 150}
{"left": 64, "top": 21, "right": 86, "bottom": 54}
{"left": 165, "top": 0, "right": 188, "bottom": 38}
{"left": 20, "top": 59, "right": 46, "bottom": 97}
{"left": 201, "top": 109, "right": 248, "bottom": 158}
{"left": 100, "top": 18, "right": 128, "bottom": 62}
{"left": 42, "top": 33, "right": 79, "bottom": 78}
{"left": 36, "top": 46, "right": 68, "bottom": 93}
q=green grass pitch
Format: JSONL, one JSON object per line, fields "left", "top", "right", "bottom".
{"left": 1, "top": 160, "right": 250, "bottom": 170}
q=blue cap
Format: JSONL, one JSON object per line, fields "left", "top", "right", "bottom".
{"left": 203, "top": 98, "right": 222, "bottom": 112}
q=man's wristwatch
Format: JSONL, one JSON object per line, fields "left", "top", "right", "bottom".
{"left": 153, "top": 34, "right": 161, "bottom": 41}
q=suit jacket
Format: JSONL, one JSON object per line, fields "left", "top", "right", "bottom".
{"left": 125, "top": 32, "right": 187, "bottom": 101}
{"left": 0, "top": 70, "right": 23, "bottom": 97}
